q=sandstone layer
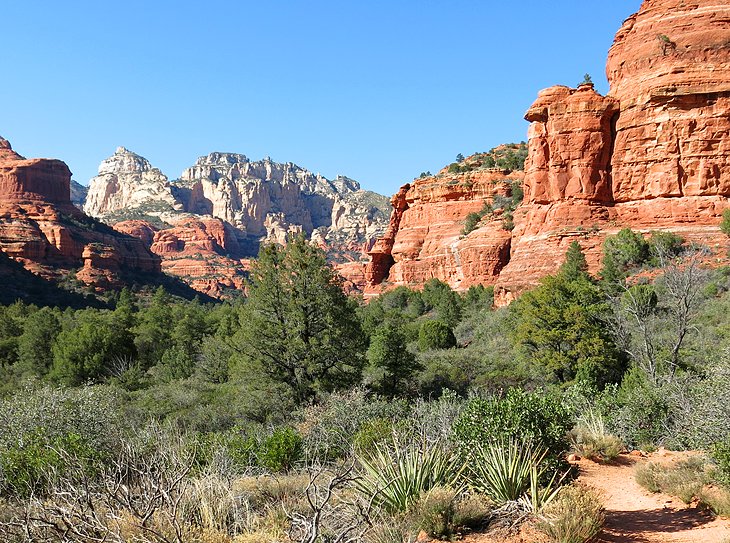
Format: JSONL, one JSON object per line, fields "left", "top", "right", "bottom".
{"left": 366, "top": 0, "right": 730, "bottom": 301}
{"left": 115, "top": 217, "right": 250, "bottom": 298}
{"left": 359, "top": 159, "right": 524, "bottom": 294}
{"left": 0, "top": 136, "right": 161, "bottom": 290}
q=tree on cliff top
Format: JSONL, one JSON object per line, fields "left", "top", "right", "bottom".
{"left": 234, "top": 234, "right": 366, "bottom": 403}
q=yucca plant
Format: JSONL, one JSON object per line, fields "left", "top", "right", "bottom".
{"left": 467, "top": 438, "right": 551, "bottom": 506}
{"left": 519, "top": 464, "right": 566, "bottom": 513}
{"left": 355, "top": 438, "right": 465, "bottom": 513}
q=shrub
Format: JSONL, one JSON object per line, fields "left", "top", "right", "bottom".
{"left": 259, "top": 427, "right": 302, "bottom": 472}
{"left": 712, "top": 438, "right": 730, "bottom": 486}
{"left": 0, "top": 430, "right": 103, "bottom": 498}
{"left": 418, "top": 321, "right": 457, "bottom": 351}
{"left": 635, "top": 456, "right": 713, "bottom": 504}
{"left": 300, "top": 388, "right": 408, "bottom": 462}
{"left": 536, "top": 484, "right": 604, "bottom": 543}
{"left": 568, "top": 411, "right": 623, "bottom": 462}
{"left": 648, "top": 231, "right": 684, "bottom": 263}
{"left": 407, "top": 487, "right": 490, "bottom": 540}
{"left": 353, "top": 418, "right": 395, "bottom": 456}
{"left": 355, "top": 439, "right": 465, "bottom": 513}
{"left": 453, "top": 388, "right": 572, "bottom": 475}
{"left": 600, "top": 228, "right": 651, "bottom": 287}
{"left": 722, "top": 209, "right": 730, "bottom": 237}
{"left": 462, "top": 212, "right": 482, "bottom": 235}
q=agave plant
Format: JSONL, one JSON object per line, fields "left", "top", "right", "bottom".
{"left": 354, "top": 438, "right": 465, "bottom": 513}
{"left": 467, "top": 438, "right": 559, "bottom": 506}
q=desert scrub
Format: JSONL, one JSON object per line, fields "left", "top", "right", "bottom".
{"left": 259, "top": 427, "right": 303, "bottom": 472}
{"left": 569, "top": 411, "right": 623, "bottom": 462}
{"left": 453, "top": 388, "right": 572, "bottom": 477}
{"left": 635, "top": 456, "right": 714, "bottom": 503}
{"left": 536, "top": 484, "right": 604, "bottom": 543}
{"left": 406, "top": 487, "right": 490, "bottom": 541}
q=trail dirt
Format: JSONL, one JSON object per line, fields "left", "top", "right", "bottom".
{"left": 463, "top": 451, "right": 730, "bottom": 543}
{"left": 578, "top": 452, "right": 730, "bottom": 543}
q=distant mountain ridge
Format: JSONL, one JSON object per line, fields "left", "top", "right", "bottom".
{"left": 79, "top": 147, "right": 391, "bottom": 296}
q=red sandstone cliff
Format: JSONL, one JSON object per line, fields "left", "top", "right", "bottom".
{"left": 365, "top": 0, "right": 730, "bottom": 301}
{"left": 358, "top": 160, "right": 523, "bottom": 293}
{"left": 0, "top": 136, "right": 161, "bottom": 290}
{"left": 115, "top": 217, "right": 250, "bottom": 298}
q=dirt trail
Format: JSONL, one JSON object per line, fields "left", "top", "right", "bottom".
{"left": 577, "top": 453, "right": 730, "bottom": 543}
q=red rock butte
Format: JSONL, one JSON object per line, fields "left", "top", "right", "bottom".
{"left": 362, "top": 0, "right": 730, "bottom": 303}
{"left": 0, "top": 136, "right": 160, "bottom": 288}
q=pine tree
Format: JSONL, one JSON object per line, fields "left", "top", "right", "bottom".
{"left": 235, "top": 235, "right": 366, "bottom": 403}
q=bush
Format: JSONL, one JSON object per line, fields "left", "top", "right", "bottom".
{"left": 407, "top": 487, "right": 489, "bottom": 540}
{"left": 300, "top": 388, "right": 408, "bottom": 462}
{"left": 418, "top": 321, "right": 457, "bottom": 351}
{"left": 568, "top": 412, "right": 623, "bottom": 462}
{"left": 536, "top": 484, "right": 604, "bottom": 543}
{"left": 635, "top": 456, "right": 712, "bottom": 504}
{"left": 721, "top": 208, "right": 730, "bottom": 237}
{"left": 259, "top": 427, "right": 302, "bottom": 472}
{"left": 453, "top": 388, "right": 572, "bottom": 475}
{"left": 462, "top": 212, "right": 482, "bottom": 235}
{"left": 712, "top": 439, "right": 730, "bottom": 487}
{"left": 0, "top": 430, "right": 103, "bottom": 498}
{"left": 353, "top": 418, "right": 395, "bottom": 457}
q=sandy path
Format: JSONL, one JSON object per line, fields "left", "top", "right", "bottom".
{"left": 577, "top": 454, "right": 730, "bottom": 543}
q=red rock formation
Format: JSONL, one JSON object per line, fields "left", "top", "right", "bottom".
{"left": 366, "top": 0, "right": 730, "bottom": 302}
{"left": 493, "top": 0, "right": 730, "bottom": 304}
{"left": 363, "top": 169, "right": 522, "bottom": 294}
{"left": 0, "top": 136, "right": 161, "bottom": 288}
{"left": 115, "top": 216, "right": 249, "bottom": 297}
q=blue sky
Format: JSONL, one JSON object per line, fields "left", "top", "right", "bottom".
{"left": 1, "top": 1, "right": 637, "bottom": 195}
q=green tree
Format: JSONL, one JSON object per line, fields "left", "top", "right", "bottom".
{"left": 133, "top": 286, "right": 173, "bottom": 369}
{"left": 235, "top": 235, "right": 366, "bottom": 403}
{"left": 456, "top": 153, "right": 465, "bottom": 163}
{"left": 15, "top": 307, "right": 61, "bottom": 378}
{"left": 422, "top": 279, "right": 462, "bottom": 327}
{"left": 418, "top": 320, "right": 457, "bottom": 351}
{"left": 51, "top": 311, "right": 135, "bottom": 385}
{"left": 561, "top": 241, "right": 589, "bottom": 281}
{"left": 366, "top": 322, "right": 420, "bottom": 397}
{"left": 510, "top": 248, "right": 625, "bottom": 388}
{"left": 600, "top": 228, "right": 650, "bottom": 290}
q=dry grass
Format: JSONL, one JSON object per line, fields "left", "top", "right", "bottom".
{"left": 635, "top": 455, "right": 730, "bottom": 516}
{"left": 569, "top": 412, "right": 623, "bottom": 463}
{"left": 535, "top": 484, "right": 604, "bottom": 543}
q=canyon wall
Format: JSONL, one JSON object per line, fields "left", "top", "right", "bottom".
{"left": 0, "top": 137, "right": 161, "bottom": 289}
{"left": 365, "top": 0, "right": 730, "bottom": 301}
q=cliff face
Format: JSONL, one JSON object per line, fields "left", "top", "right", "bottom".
{"left": 84, "top": 149, "right": 390, "bottom": 296}
{"left": 360, "top": 161, "right": 523, "bottom": 293}
{"left": 366, "top": 0, "right": 730, "bottom": 300}
{"left": 84, "top": 147, "right": 182, "bottom": 222}
{"left": 0, "top": 137, "right": 161, "bottom": 289}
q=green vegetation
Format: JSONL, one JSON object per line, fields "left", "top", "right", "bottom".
{"left": 461, "top": 180, "right": 525, "bottom": 235}
{"left": 722, "top": 208, "right": 730, "bottom": 237}
{"left": 448, "top": 142, "right": 528, "bottom": 175}
{"left": 1, "top": 227, "right": 730, "bottom": 541}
